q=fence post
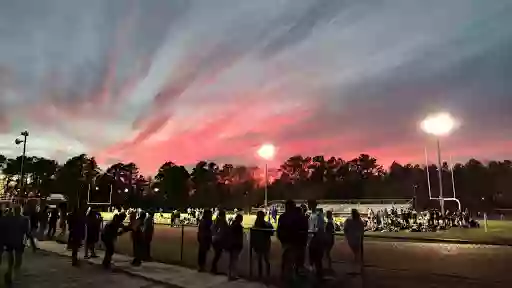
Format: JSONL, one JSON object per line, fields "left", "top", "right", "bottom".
{"left": 180, "top": 224, "right": 185, "bottom": 262}
{"left": 361, "top": 234, "right": 365, "bottom": 268}
{"left": 484, "top": 213, "right": 488, "bottom": 232}
{"left": 248, "top": 228, "right": 253, "bottom": 278}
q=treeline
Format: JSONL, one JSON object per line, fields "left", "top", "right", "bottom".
{"left": 1, "top": 153, "right": 511, "bottom": 211}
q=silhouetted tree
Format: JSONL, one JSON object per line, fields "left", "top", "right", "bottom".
{"left": 55, "top": 154, "right": 97, "bottom": 209}
{"left": 2, "top": 150, "right": 511, "bottom": 212}
{"left": 155, "top": 162, "right": 190, "bottom": 209}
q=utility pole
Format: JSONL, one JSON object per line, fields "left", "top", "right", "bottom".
{"left": 15, "top": 131, "right": 29, "bottom": 197}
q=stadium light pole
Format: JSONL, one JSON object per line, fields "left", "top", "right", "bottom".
{"left": 257, "top": 143, "right": 276, "bottom": 208}
{"left": 14, "top": 131, "right": 29, "bottom": 197}
{"left": 420, "top": 113, "right": 456, "bottom": 216}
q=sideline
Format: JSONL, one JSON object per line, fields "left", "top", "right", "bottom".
{"left": 152, "top": 223, "right": 512, "bottom": 247}
{"left": 362, "top": 234, "right": 512, "bottom": 247}
{"left": 100, "top": 213, "right": 512, "bottom": 246}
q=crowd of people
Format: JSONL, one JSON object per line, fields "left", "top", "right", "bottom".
{"left": 0, "top": 203, "right": 157, "bottom": 286}
{"left": 97, "top": 209, "right": 154, "bottom": 268}
{"left": 365, "top": 207, "right": 480, "bottom": 232}
{"left": 195, "top": 200, "right": 365, "bottom": 281}
{"left": 164, "top": 207, "right": 245, "bottom": 226}
{"left": 3, "top": 200, "right": 483, "bottom": 285}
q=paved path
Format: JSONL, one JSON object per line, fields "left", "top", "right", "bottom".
{"left": 37, "top": 241, "right": 274, "bottom": 288}
{"left": 3, "top": 251, "right": 166, "bottom": 288}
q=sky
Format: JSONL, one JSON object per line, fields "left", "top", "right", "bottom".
{"left": 1, "top": 0, "right": 511, "bottom": 174}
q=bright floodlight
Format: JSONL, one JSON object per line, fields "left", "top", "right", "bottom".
{"left": 421, "top": 113, "right": 456, "bottom": 136}
{"left": 257, "top": 143, "right": 276, "bottom": 160}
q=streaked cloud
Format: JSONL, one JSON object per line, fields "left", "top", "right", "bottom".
{"left": 1, "top": 0, "right": 511, "bottom": 173}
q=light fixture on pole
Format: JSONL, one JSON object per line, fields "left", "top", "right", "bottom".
{"left": 14, "top": 131, "right": 29, "bottom": 197}
{"left": 420, "top": 112, "right": 456, "bottom": 215}
{"left": 257, "top": 143, "right": 276, "bottom": 208}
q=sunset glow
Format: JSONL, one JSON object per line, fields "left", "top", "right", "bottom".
{"left": 1, "top": 1, "right": 511, "bottom": 174}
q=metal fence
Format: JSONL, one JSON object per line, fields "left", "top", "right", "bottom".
{"left": 120, "top": 223, "right": 357, "bottom": 281}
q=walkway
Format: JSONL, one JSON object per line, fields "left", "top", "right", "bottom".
{"left": 37, "top": 241, "right": 275, "bottom": 288}
{"left": 4, "top": 251, "right": 166, "bottom": 288}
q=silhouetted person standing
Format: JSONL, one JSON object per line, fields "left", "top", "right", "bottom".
{"left": 210, "top": 210, "right": 229, "bottom": 274}
{"left": 130, "top": 212, "right": 146, "bottom": 266}
{"left": 47, "top": 209, "right": 59, "bottom": 239}
{"left": 251, "top": 210, "right": 274, "bottom": 279}
{"left": 271, "top": 205, "right": 278, "bottom": 224}
{"left": 4, "top": 206, "right": 29, "bottom": 285}
{"left": 38, "top": 206, "right": 48, "bottom": 240}
{"left": 85, "top": 209, "right": 101, "bottom": 259}
{"left": 143, "top": 211, "right": 155, "bottom": 261}
{"left": 101, "top": 213, "right": 126, "bottom": 269}
{"left": 227, "top": 214, "right": 244, "bottom": 281}
{"left": 309, "top": 208, "right": 325, "bottom": 280}
{"left": 59, "top": 205, "right": 68, "bottom": 237}
{"left": 24, "top": 204, "right": 38, "bottom": 252}
{"left": 277, "top": 200, "right": 299, "bottom": 278}
{"left": 0, "top": 209, "right": 5, "bottom": 267}
{"left": 197, "top": 209, "right": 213, "bottom": 272}
{"left": 344, "top": 209, "right": 365, "bottom": 274}
{"left": 296, "top": 205, "right": 309, "bottom": 273}
{"left": 324, "top": 211, "right": 335, "bottom": 271}
{"left": 68, "top": 208, "right": 86, "bottom": 266}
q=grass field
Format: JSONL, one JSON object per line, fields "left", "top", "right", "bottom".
{"left": 99, "top": 212, "right": 512, "bottom": 244}
{"left": 97, "top": 222, "right": 512, "bottom": 281}
{"left": 365, "top": 220, "right": 512, "bottom": 244}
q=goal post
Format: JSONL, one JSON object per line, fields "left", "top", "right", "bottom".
{"left": 87, "top": 183, "right": 112, "bottom": 206}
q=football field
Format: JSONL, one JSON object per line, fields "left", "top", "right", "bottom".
{"left": 100, "top": 223, "right": 512, "bottom": 285}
